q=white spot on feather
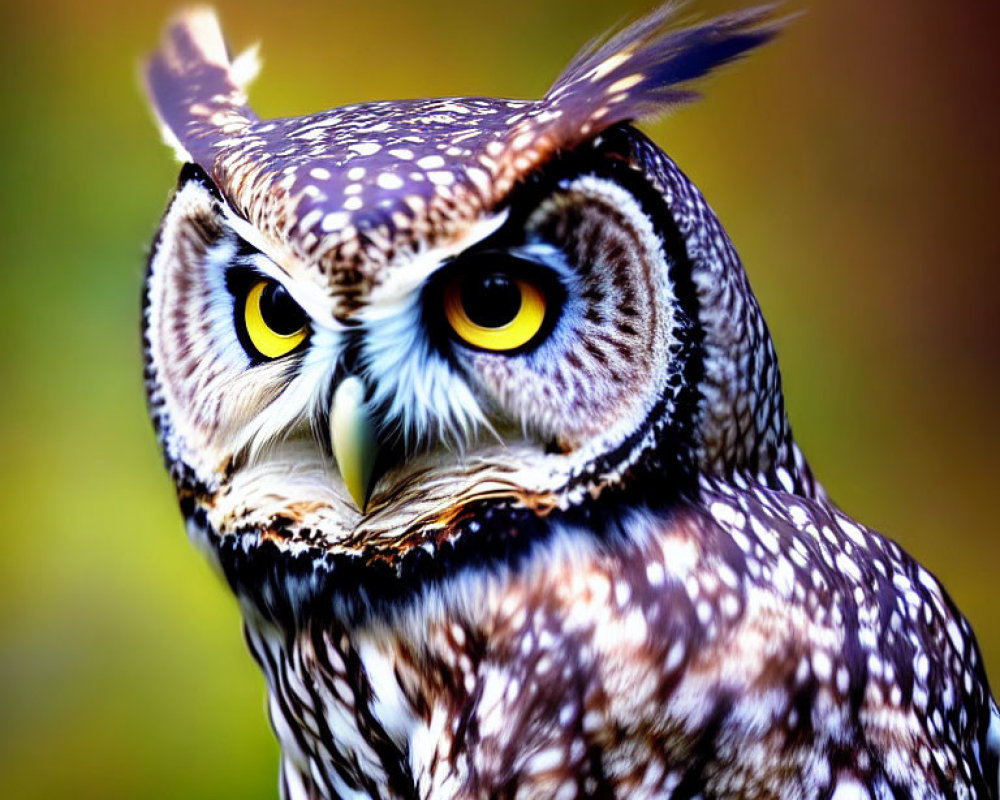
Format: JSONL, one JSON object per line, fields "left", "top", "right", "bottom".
{"left": 376, "top": 173, "right": 404, "bottom": 190}
{"left": 829, "top": 778, "right": 871, "bottom": 799}
{"left": 586, "top": 52, "right": 631, "bottom": 82}
{"left": 349, "top": 142, "right": 381, "bottom": 156}
{"left": 607, "top": 73, "right": 643, "bottom": 93}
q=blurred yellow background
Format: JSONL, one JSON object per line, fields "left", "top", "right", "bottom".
{"left": 1, "top": 0, "right": 997, "bottom": 797}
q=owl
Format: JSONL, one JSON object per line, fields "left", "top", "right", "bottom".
{"left": 142, "top": 4, "right": 999, "bottom": 799}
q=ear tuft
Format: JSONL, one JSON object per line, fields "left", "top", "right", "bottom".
{"left": 144, "top": 7, "right": 259, "bottom": 169}
{"left": 530, "top": 4, "right": 787, "bottom": 149}
{"left": 230, "top": 42, "right": 262, "bottom": 91}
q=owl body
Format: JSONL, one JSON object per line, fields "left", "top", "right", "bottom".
{"left": 143, "top": 6, "right": 999, "bottom": 800}
{"left": 230, "top": 478, "right": 996, "bottom": 799}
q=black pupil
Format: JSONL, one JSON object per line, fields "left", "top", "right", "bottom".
{"left": 259, "top": 282, "right": 305, "bottom": 336}
{"left": 461, "top": 273, "right": 522, "bottom": 329}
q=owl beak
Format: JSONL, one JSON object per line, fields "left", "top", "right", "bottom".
{"left": 330, "top": 376, "right": 379, "bottom": 512}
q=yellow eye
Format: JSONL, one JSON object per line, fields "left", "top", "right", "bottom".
{"left": 443, "top": 271, "right": 548, "bottom": 352}
{"left": 242, "top": 279, "right": 308, "bottom": 360}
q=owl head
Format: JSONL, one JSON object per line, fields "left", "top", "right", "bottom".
{"left": 143, "top": 5, "right": 812, "bottom": 596}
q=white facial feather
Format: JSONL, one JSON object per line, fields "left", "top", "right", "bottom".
{"left": 360, "top": 292, "right": 490, "bottom": 452}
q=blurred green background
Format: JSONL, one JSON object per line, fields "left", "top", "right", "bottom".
{"left": 0, "top": 0, "right": 997, "bottom": 796}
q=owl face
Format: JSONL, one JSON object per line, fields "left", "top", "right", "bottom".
{"left": 144, "top": 7, "right": 793, "bottom": 568}
{"left": 146, "top": 129, "right": 688, "bottom": 551}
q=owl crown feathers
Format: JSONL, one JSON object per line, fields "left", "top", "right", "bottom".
{"left": 146, "top": 3, "right": 784, "bottom": 164}
{"left": 145, "top": 4, "right": 785, "bottom": 276}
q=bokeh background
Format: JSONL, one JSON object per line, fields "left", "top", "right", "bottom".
{"left": 1, "top": 0, "right": 997, "bottom": 796}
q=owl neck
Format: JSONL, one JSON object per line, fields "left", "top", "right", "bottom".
{"left": 211, "top": 446, "right": 819, "bottom": 637}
